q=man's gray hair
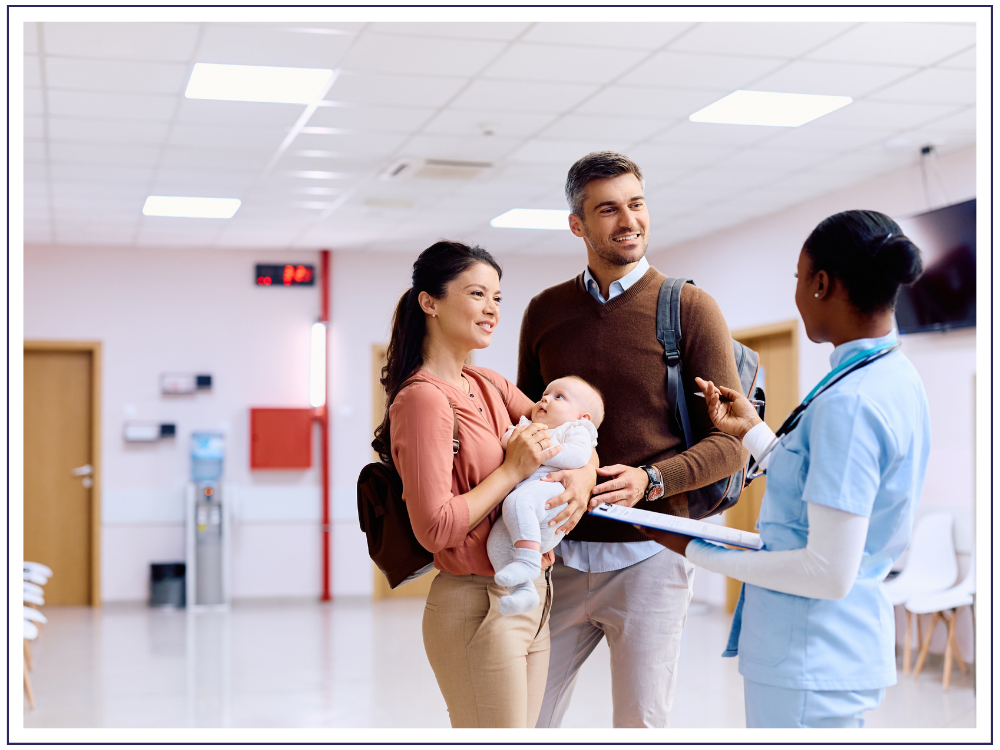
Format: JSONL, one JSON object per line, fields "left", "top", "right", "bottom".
{"left": 565, "top": 151, "right": 644, "bottom": 218}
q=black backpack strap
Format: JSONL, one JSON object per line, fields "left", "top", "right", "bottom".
{"left": 656, "top": 278, "right": 695, "bottom": 449}
{"left": 401, "top": 378, "right": 460, "bottom": 455}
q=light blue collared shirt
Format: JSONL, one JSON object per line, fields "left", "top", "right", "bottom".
{"left": 558, "top": 256, "right": 665, "bottom": 574}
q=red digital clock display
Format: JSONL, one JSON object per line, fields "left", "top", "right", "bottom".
{"left": 255, "top": 264, "right": 315, "bottom": 287}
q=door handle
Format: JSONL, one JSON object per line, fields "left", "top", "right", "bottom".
{"left": 70, "top": 464, "right": 93, "bottom": 477}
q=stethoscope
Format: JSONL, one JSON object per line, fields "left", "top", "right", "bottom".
{"left": 746, "top": 340, "right": 902, "bottom": 482}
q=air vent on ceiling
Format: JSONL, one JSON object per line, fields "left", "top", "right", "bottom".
{"left": 379, "top": 158, "right": 493, "bottom": 182}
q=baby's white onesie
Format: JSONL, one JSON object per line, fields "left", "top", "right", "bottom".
{"left": 487, "top": 416, "right": 598, "bottom": 616}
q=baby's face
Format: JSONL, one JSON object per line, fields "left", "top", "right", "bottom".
{"left": 531, "top": 377, "right": 595, "bottom": 429}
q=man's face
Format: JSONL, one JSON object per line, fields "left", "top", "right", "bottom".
{"left": 569, "top": 173, "right": 649, "bottom": 267}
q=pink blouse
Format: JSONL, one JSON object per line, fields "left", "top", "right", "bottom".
{"left": 390, "top": 365, "right": 534, "bottom": 576}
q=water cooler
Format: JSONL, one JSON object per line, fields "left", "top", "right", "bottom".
{"left": 186, "top": 431, "right": 230, "bottom": 609}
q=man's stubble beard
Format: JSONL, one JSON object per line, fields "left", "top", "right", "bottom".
{"left": 583, "top": 224, "right": 649, "bottom": 267}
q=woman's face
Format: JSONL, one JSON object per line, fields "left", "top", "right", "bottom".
{"left": 427, "top": 262, "right": 502, "bottom": 351}
{"left": 794, "top": 249, "right": 825, "bottom": 344}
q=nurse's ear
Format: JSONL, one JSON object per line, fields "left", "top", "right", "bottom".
{"left": 813, "top": 269, "right": 831, "bottom": 300}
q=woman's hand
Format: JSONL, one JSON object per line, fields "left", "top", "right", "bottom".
{"left": 503, "top": 421, "right": 562, "bottom": 481}
{"left": 695, "top": 376, "right": 761, "bottom": 440}
{"left": 541, "top": 463, "right": 598, "bottom": 535}
{"left": 634, "top": 526, "right": 694, "bottom": 557}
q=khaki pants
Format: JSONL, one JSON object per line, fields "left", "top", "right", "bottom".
{"left": 422, "top": 569, "right": 552, "bottom": 727}
{"left": 536, "top": 550, "right": 695, "bottom": 728}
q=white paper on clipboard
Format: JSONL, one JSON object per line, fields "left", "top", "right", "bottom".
{"left": 590, "top": 503, "right": 763, "bottom": 550}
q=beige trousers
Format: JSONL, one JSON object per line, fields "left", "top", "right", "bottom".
{"left": 536, "top": 549, "right": 695, "bottom": 728}
{"left": 422, "top": 569, "right": 552, "bottom": 727}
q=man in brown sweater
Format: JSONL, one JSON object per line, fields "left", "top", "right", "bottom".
{"left": 518, "top": 152, "right": 747, "bottom": 728}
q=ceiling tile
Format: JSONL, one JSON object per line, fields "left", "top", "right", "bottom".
{"left": 24, "top": 116, "right": 45, "bottom": 139}
{"left": 24, "top": 23, "right": 39, "bottom": 54}
{"left": 482, "top": 43, "right": 647, "bottom": 84}
{"left": 369, "top": 22, "right": 532, "bottom": 40}
{"left": 175, "top": 98, "right": 305, "bottom": 128}
{"left": 723, "top": 147, "right": 831, "bottom": 174}
{"left": 450, "top": 79, "right": 598, "bottom": 114}
{"left": 916, "top": 107, "right": 975, "bottom": 133}
{"left": 48, "top": 142, "right": 162, "bottom": 166}
{"left": 748, "top": 60, "right": 915, "bottom": 98}
{"left": 807, "top": 145, "right": 917, "bottom": 176}
{"left": 150, "top": 170, "right": 257, "bottom": 195}
{"left": 25, "top": 87, "right": 45, "bottom": 115}
{"left": 168, "top": 123, "right": 288, "bottom": 150}
{"left": 24, "top": 141, "right": 47, "bottom": 161}
{"left": 308, "top": 104, "right": 436, "bottom": 133}
{"left": 750, "top": 125, "right": 894, "bottom": 153}
{"left": 937, "top": 47, "right": 975, "bottom": 70}
{"left": 158, "top": 148, "right": 274, "bottom": 172}
{"left": 45, "top": 57, "right": 190, "bottom": 95}
{"left": 42, "top": 22, "right": 200, "bottom": 62}
{"left": 575, "top": 86, "right": 723, "bottom": 120}
{"left": 630, "top": 51, "right": 786, "bottom": 91}
{"left": 807, "top": 22, "right": 976, "bottom": 67}
{"left": 627, "top": 142, "right": 734, "bottom": 169}
{"left": 325, "top": 72, "right": 467, "bottom": 107}
{"left": 48, "top": 90, "right": 177, "bottom": 121}
{"left": 339, "top": 34, "right": 506, "bottom": 77}
{"left": 25, "top": 55, "right": 41, "bottom": 87}
{"left": 53, "top": 226, "right": 137, "bottom": 245}
{"left": 271, "top": 153, "right": 380, "bottom": 175}
{"left": 671, "top": 22, "right": 855, "bottom": 58}
{"left": 806, "top": 100, "right": 959, "bottom": 131}
{"left": 507, "top": 139, "right": 632, "bottom": 165}
{"left": 49, "top": 163, "right": 155, "bottom": 184}
{"left": 886, "top": 127, "right": 974, "bottom": 155}
{"left": 24, "top": 162, "right": 48, "bottom": 181}
{"left": 539, "top": 114, "right": 668, "bottom": 143}
{"left": 196, "top": 23, "right": 355, "bottom": 68}
{"left": 652, "top": 120, "right": 777, "bottom": 147}
{"left": 402, "top": 134, "right": 523, "bottom": 162}
{"left": 867, "top": 68, "right": 975, "bottom": 106}
{"left": 422, "top": 109, "right": 556, "bottom": 139}
{"left": 48, "top": 117, "right": 171, "bottom": 146}
{"left": 50, "top": 182, "right": 149, "bottom": 206}
{"left": 520, "top": 22, "right": 694, "bottom": 49}
{"left": 290, "top": 131, "right": 408, "bottom": 156}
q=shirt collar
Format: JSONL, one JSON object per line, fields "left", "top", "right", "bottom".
{"left": 830, "top": 329, "right": 898, "bottom": 369}
{"left": 583, "top": 256, "right": 650, "bottom": 303}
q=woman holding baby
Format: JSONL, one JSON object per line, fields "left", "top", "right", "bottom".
{"left": 372, "top": 241, "right": 598, "bottom": 728}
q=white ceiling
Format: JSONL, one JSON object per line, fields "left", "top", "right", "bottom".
{"left": 22, "top": 20, "right": 976, "bottom": 255}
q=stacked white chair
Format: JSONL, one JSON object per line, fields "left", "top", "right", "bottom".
{"left": 906, "top": 554, "right": 976, "bottom": 689}
{"left": 23, "top": 561, "right": 52, "bottom": 710}
{"left": 883, "top": 512, "right": 958, "bottom": 675}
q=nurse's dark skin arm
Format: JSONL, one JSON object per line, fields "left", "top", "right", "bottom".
{"left": 634, "top": 525, "right": 694, "bottom": 557}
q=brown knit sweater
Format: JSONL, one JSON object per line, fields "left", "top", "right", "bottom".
{"left": 517, "top": 267, "right": 748, "bottom": 543}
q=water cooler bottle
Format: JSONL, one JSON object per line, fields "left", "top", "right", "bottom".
{"left": 186, "top": 432, "right": 230, "bottom": 609}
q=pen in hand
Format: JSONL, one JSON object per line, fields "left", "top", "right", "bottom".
{"left": 694, "top": 391, "right": 765, "bottom": 407}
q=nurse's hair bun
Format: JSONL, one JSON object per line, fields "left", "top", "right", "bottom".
{"left": 804, "top": 210, "right": 924, "bottom": 314}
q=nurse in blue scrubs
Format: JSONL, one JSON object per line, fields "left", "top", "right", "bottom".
{"left": 639, "top": 210, "right": 930, "bottom": 728}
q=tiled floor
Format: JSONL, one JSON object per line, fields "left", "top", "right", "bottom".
{"left": 22, "top": 599, "right": 976, "bottom": 729}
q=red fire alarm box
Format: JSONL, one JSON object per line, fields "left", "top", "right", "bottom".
{"left": 250, "top": 408, "right": 314, "bottom": 469}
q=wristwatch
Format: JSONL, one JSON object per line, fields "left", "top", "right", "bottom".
{"left": 639, "top": 465, "right": 664, "bottom": 502}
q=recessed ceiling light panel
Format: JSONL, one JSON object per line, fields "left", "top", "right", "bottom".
{"left": 185, "top": 63, "right": 334, "bottom": 105}
{"left": 689, "top": 90, "right": 853, "bottom": 127}
{"left": 490, "top": 209, "right": 570, "bottom": 230}
{"left": 143, "top": 196, "right": 241, "bottom": 219}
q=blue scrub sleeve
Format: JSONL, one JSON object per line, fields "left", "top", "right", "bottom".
{"left": 800, "top": 392, "right": 888, "bottom": 518}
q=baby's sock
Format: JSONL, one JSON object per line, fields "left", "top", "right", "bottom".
{"left": 499, "top": 580, "right": 540, "bottom": 617}
{"left": 494, "top": 547, "right": 542, "bottom": 588}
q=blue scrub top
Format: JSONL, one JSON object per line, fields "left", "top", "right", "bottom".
{"left": 731, "top": 331, "right": 931, "bottom": 691}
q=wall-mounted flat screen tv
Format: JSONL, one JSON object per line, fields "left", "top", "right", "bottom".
{"left": 895, "top": 199, "right": 976, "bottom": 334}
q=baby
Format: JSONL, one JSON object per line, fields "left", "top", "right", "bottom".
{"left": 487, "top": 376, "right": 604, "bottom": 616}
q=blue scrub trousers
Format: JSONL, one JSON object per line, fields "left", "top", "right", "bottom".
{"left": 743, "top": 679, "right": 885, "bottom": 728}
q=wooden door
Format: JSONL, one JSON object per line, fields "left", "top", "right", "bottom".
{"left": 724, "top": 322, "right": 799, "bottom": 612}
{"left": 24, "top": 343, "right": 102, "bottom": 605}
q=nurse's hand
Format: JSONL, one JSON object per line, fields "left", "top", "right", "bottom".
{"left": 634, "top": 525, "right": 694, "bottom": 558}
{"left": 695, "top": 377, "right": 762, "bottom": 440}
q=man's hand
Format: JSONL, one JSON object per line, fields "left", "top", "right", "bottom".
{"left": 634, "top": 526, "right": 693, "bottom": 557}
{"left": 541, "top": 464, "right": 597, "bottom": 535}
{"left": 590, "top": 464, "right": 649, "bottom": 508}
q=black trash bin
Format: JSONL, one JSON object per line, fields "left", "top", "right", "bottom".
{"left": 150, "top": 563, "right": 186, "bottom": 608}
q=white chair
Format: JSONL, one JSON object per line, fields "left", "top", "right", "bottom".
{"left": 23, "top": 618, "right": 38, "bottom": 709}
{"left": 906, "top": 555, "right": 976, "bottom": 689}
{"left": 883, "top": 512, "right": 958, "bottom": 674}
{"left": 24, "top": 561, "right": 53, "bottom": 578}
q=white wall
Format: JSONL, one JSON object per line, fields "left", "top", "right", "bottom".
{"left": 647, "top": 146, "right": 977, "bottom": 656}
{"left": 24, "top": 245, "right": 325, "bottom": 601}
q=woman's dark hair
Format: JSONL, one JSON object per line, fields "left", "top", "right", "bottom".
{"left": 803, "top": 210, "right": 923, "bottom": 314}
{"left": 372, "top": 240, "right": 502, "bottom": 461}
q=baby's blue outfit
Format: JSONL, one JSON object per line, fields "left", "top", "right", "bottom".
{"left": 709, "top": 332, "right": 930, "bottom": 727}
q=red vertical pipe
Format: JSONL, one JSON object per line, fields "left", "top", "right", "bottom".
{"left": 319, "top": 249, "right": 332, "bottom": 601}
